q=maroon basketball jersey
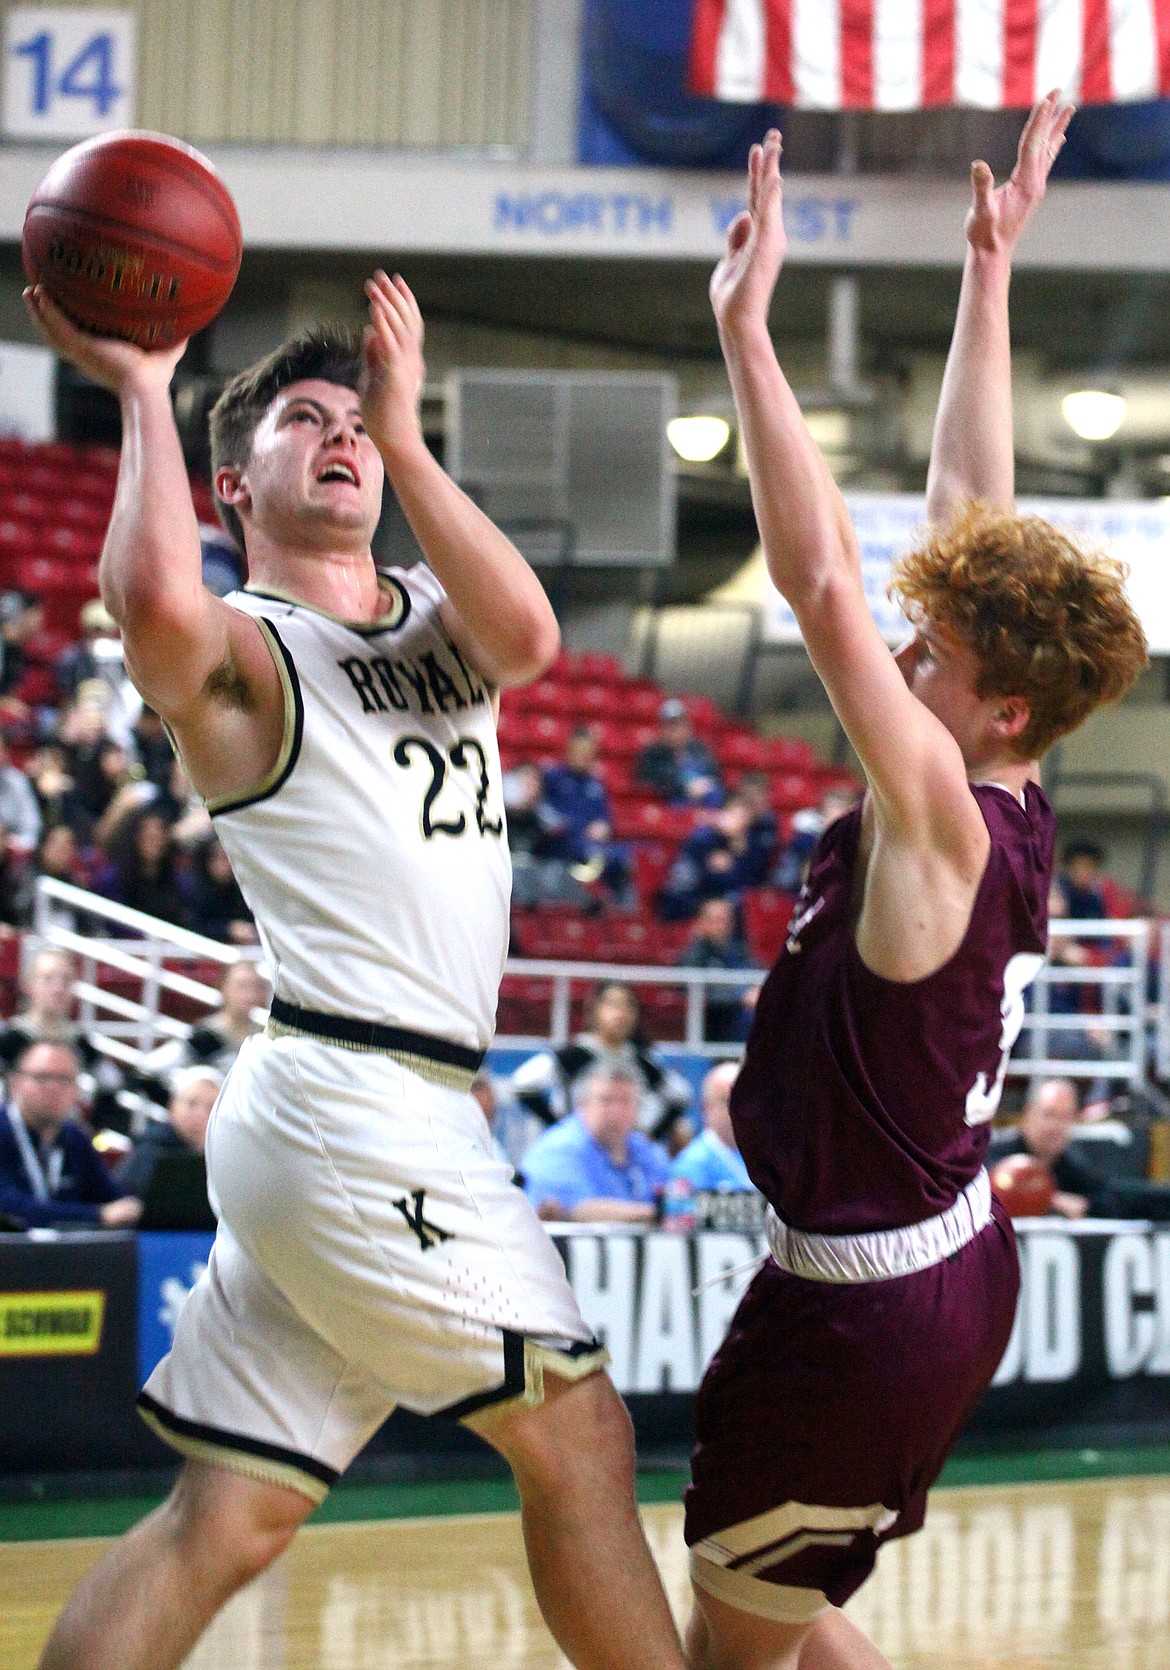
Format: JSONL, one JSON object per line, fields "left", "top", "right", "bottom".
{"left": 731, "top": 782, "right": 1055, "bottom": 1234}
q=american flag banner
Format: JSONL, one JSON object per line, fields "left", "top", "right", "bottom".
{"left": 689, "top": 0, "right": 1170, "bottom": 108}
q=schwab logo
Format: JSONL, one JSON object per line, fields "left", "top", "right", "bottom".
{"left": 0, "top": 1289, "right": 105, "bottom": 1356}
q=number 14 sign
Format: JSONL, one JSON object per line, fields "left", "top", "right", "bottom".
{"left": 3, "top": 8, "right": 136, "bottom": 138}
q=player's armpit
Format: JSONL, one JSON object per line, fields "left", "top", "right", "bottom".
{"left": 134, "top": 606, "right": 288, "bottom": 807}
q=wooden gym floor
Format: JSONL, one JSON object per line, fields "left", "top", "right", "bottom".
{"left": 3, "top": 1472, "right": 1170, "bottom": 1668}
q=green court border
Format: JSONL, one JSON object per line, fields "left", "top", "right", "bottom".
{"left": 4, "top": 1446, "right": 1170, "bottom": 1543}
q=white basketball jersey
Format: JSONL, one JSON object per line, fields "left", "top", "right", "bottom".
{"left": 210, "top": 566, "right": 510, "bottom": 1051}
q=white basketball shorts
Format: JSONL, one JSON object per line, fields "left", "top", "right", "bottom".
{"left": 138, "top": 1032, "right": 605, "bottom": 1501}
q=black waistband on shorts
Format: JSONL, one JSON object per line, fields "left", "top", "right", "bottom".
{"left": 268, "top": 996, "right": 486, "bottom": 1074}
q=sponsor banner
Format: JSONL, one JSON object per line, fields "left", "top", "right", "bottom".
{"left": 764, "top": 494, "right": 1170, "bottom": 656}
{"left": 0, "top": 1231, "right": 145, "bottom": 1471}
{"left": 136, "top": 1230, "right": 213, "bottom": 1386}
{"left": 0, "top": 1288, "right": 104, "bottom": 1355}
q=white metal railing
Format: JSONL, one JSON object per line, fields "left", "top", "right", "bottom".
{"left": 29, "top": 878, "right": 1157, "bottom": 1078}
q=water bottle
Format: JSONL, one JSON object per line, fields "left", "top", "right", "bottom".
{"left": 660, "top": 1176, "right": 696, "bottom": 1234}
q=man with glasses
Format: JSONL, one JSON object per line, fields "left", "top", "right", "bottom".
{"left": 0, "top": 1041, "right": 141, "bottom": 1229}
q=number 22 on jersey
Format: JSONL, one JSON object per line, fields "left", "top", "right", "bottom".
{"left": 393, "top": 734, "right": 504, "bottom": 841}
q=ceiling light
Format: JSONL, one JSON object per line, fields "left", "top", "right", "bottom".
{"left": 667, "top": 415, "right": 731, "bottom": 463}
{"left": 1062, "top": 389, "right": 1127, "bottom": 442}
{"left": 804, "top": 409, "right": 850, "bottom": 451}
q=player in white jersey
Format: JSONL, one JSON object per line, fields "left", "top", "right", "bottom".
{"left": 25, "top": 270, "right": 686, "bottom": 1670}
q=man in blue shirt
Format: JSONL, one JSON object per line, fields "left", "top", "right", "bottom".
{"left": 670, "top": 1060, "right": 752, "bottom": 1192}
{"left": 0, "top": 1040, "right": 141, "bottom": 1229}
{"left": 522, "top": 1063, "right": 670, "bottom": 1223}
{"left": 541, "top": 727, "right": 634, "bottom": 907}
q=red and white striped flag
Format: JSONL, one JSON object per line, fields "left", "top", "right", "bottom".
{"left": 689, "top": 0, "right": 1170, "bottom": 108}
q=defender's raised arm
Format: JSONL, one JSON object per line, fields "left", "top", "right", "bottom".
{"left": 926, "top": 91, "right": 1074, "bottom": 525}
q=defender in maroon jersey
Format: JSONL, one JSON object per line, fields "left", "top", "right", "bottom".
{"left": 684, "top": 94, "right": 1149, "bottom": 1670}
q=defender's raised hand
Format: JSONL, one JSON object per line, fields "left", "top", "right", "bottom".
{"left": 967, "top": 89, "right": 1074, "bottom": 256}
{"left": 360, "top": 269, "right": 426, "bottom": 458}
{"left": 710, "top": 128, "right": 786, "bottom": 338}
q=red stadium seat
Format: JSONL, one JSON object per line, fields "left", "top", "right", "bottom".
{"left": 717, "top": 732, "right": 773, "bottom": 773}
{"left": 743, "top": 888, "right": 796, "bottom": 965}
{"left": 622, "top": 685, "right": 664, "bottom": 723}
{"left": 611, "top": 800, "right": 696, "bottom": 842}
{"left": 514, "top": 913, "right": 605, "bottom": 963}
{"left": 524, "top": 679, "right": 579, "bottom": 716}
{"left": 638, "top": 985, "right": 687, "bottom": 1041}
{"left": 573, "top": 650, "right": 625, "bottom": 683}
{"left": 632, "top": 840, "right": 675, "bottom": 904}
{"left": 573, "top": 683, "right": 628, "bottom": 720}
{"left": 593, "top": 720, "right": 659, "bottom": 759}
{"left": 497, "top": 975, "right": 554, "bottom": 1035}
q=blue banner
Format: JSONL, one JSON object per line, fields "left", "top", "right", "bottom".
{"left": 136, "top": 1230, "right": 214, "bottom": 1386}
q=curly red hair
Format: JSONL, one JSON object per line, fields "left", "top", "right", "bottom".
{"left": 890, "top": 501, "right": 1147, "bottom": 759}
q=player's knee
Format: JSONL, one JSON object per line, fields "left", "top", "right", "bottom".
{"left": 500, "top": 1370, "right": 636, "bottom": 1494}
{"left": 165, "top": 1463, "right": 312, "bottom": 1589}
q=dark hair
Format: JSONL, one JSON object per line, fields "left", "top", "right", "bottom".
{"left": 587, "top": 980, "right": 647, "bottom": 1047}
{"left": 1062, "top": 840, "right": 1106, "bottom": 867}
{"left": 208, "top": 324, "right": 365, "bottom": 552}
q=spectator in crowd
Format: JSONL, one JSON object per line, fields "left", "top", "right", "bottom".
{"left": 25, "top": 740, "right": 83, "bottom": 834}
{"left": 734, "top": 770, "right": 779, "bottom": 867}
{"left": 1036, "top": 880, "right": 1112, "bottom": 1067}
{"left": 990, "top": 1077, "right": 1170, "bottom": 1220}
{"left": 635, "top": 697, "right": 725, "bottom": 808}
{"left": 0, "top": 730, "right": 41, "bottom": 857}
{"left": 31, "top": 825, "right": 93, "bottom": 932}
{"left": 0, "top": 946, "right": 125, "bottom": 1123}
{"left": 541, "top": 726, "right": 635, "bottom": 908}
{"left": 469, "top": 1069, "right": 516, "bottom": 1169}
{"left": 512, "top": 979, "right": 692, "bottom": 1148}
{"left": 677, "top": 897, "right": 760, "bottom": 1043}
{"left": 771, "top": 783, "right": 859, "bottom": 892}
{"left": 55, "top": 599, "right": 140, "bottom": 745}
{"left": 0, "top": 824, "right": 34, "bottom": 930}
{"left": 503, "top": 761, "right": 587, "bottom": 910}
{"left": 658, "top": 792, "right": 772, "bottom": 921}
{"left": 182, "top": 835, "right": 257, "bottom": 944}
{"left": 58, "top": 700, "right": 126, "bottom": 838}
{"left": 521, "top": 1062, "right": 670, "bottom": 1223}
{"left": 670, "top": 1060, "right": 753, "bottom": 1192}
{"left": 95, "top": 806, "right": 187, "bottom": 927}
{"left": 131, "top": 706, "right": 177, "bottom": 791}
{"left": 1055, "top": 839, "right": 1109, "bottom": 921}
{"left": 0, "top": 1041, "right": 140, "bottom": 1229}
{"left": 144, "top": 958, "right": 270, "bottom": 1083}
{"left": 118, "top": 1065, "right": 222, "bottom": 1199}
{"left": 0, "top": 589, "right": 45, "bottom": 704}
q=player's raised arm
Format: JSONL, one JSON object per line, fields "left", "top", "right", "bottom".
{"left": 359, "top": 270, "right": 559, "bottom": 687}
{"left": 926, "top": 91, "right": 1073, "bottom": 525}
{"left": 713, "top": 134, "right": 978, "bottom": 855}
{"left": 22, "top": 287, "right": 257, "bottom": 723}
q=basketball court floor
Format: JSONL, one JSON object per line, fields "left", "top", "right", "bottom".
{"left": 4, "top": 1470, "right": 1170, "bottom": 1668}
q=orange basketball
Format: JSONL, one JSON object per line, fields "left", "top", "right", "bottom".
{"left": 990, "top": 1152, "right": 1056, "bottom": 1218}
{"left": 22, "top": 130, "right": 241, "bottom": 349}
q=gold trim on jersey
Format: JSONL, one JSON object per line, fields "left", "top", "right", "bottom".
{"left": 137, "top": 1404, "right": 332, "bottom": 1504}
{"left": 461, "top": 1338, "right": 611, "bottom": 1433}
{"left": 242, "top": 577, "right": 409, "bottom": 634}
{"left": 264, "top": 1016, "right": 478, "bottom": 1092}
{"left": 206, "top": 618, "right": 299, "bottom": 816}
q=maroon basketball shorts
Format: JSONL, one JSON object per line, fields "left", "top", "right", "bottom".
{"left": 685, "top": 1202, "right": 1019, "bottom": 1623}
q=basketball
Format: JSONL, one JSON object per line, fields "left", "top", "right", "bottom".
{"left": 22, "top": 131, "right": 242, "bottom": 349}
{"left": 990, "top": 1152, "right": 1056, "bottom": 1218}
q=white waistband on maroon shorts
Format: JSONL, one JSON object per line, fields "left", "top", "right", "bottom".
{"left": 764, "top": 1169, "right": 993, "bottom": 1284}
